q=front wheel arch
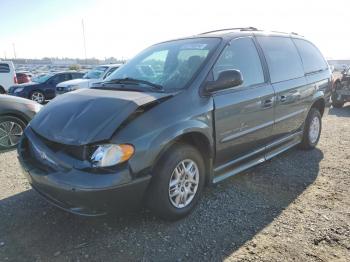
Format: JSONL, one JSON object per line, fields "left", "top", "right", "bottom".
{"left": 151, "top": 131, "right": 214, "bottom": 186}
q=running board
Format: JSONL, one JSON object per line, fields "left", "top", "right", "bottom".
{"left": 212, "top": 132, "right": 303, "bottom": 184}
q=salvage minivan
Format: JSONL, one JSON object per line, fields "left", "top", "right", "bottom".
{"left": 18, "top": 28, "right": 331, "bottom": 220}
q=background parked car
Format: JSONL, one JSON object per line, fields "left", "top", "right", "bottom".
{"left": 331, "top": 66, "right": 350, "bottom": 108}
{"left": 55, "top": 64, "right": 121, "bottom": 95}
{"left": 0, "top": 61, "right": 17, "bottom": 94}
{"left": 0, "top": 95, "right": 42, "bottom": 151}
{"left": 16, "top": 72, "right": 31, "bottom": 84}
{"left": 8, "top": 71, "right": 85, "bottom": 104}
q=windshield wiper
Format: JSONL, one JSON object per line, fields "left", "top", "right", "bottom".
{"left": 103, "top": 77, "right": 164, "bottom": 91}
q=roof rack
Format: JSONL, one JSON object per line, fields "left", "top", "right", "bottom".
{"left": 199, "top": 27, "right": 258, "bottom": 35}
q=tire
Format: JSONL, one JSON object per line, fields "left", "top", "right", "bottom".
{"left": 0, "top": 86, "right": 5, "bottom": 94}
{"left": 331, "top": 82, "right": 345, "bottom": 108}
{"left": 30, "top": 91, "right": 45, "bottom": 104}
{"left": 146, "top": 143, "right": 205, "bottom": 221}
{"left": 0, "top": 116, "right": 26, "bottom": 151}
{"left": 299, "top": 108, "right": 322, "bottom": 150}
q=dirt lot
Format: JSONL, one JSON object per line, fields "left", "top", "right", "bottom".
{"left": 0, "top": 105, "right": 349, "bottom": 262}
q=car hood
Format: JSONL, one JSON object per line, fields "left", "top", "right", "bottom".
{"left": 56, "top": 78, "right": 91, "bottom": 88}
{"left": 0, "top": 94, "right": 40, "bottom": 106}
{"left": 30, "top": 89, "right": 171, "bottom": 145}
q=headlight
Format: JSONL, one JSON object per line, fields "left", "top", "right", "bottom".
{"left": 66, "top": 85, "right": 79, "bottom": 91}
{"left": 14, "top": 87, "right": 24, "bottom": 92}
{"left": 91, "top": 144, "right": 134, "bottom": 167}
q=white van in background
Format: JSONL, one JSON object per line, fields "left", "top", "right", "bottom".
{"left": 0, "top": 61, "right": 17, "bottom": 93}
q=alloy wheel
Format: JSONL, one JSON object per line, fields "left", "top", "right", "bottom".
{"left": 31, "top": 92, "right": 45, "bottom": 104}
{"left": 168, "top": 159, "right": 199, "bottom": 209}
{"left": 309, "top": 116, "right": 320, "bottom": 144}
{"left": 0, "top": 121, "right": 24, "bottom": 148}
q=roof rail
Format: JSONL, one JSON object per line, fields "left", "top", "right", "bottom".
{"left": 199, "top": 27, "right": 258, "bottom": 35}
{"left": 271, "top": 31, "right": 303, "bottom": 37}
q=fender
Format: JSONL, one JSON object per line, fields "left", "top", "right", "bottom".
{"left": 127, "top": 114, "right": 215, "bottom": 176}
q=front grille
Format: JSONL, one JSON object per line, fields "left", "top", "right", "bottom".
{"left": 32, "top": 130, "right": 94, "bottom": 161}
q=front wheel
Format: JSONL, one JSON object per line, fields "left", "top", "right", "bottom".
{"left": 30, "top": 91, "right": 45, "bottom": 104}
{"left": 299, "top": 108, "right": 322, "bottom": 150}
{"left": 146, "top": 143, "right": 205, "bottom": 221}
{"left": 0, "top": 116, "right": 26, "bottom": 151}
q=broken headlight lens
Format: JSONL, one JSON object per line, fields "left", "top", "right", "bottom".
{"left": 90, "top": 144, "right": 134, "bottom": 167}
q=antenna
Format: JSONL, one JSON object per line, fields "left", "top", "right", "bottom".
{"left": 82, "top": 19, "right": 87, "bottom": 64}
{"left": 12, "top": 43, "right": 17, "bottom": 59}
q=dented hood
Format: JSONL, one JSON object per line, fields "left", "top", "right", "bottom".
{"left": 30, "top": 89, "right": 170, "bottom": 145}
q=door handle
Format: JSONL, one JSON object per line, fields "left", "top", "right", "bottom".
{"left": 263, "top": 99, "right": 273, "bottom": 108}
{"left": 280, "top": 95, "right": 287, "bottom": 102}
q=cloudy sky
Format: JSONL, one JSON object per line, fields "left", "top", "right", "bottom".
{"left": 0, "top": 0, "right": 349, "bottom": 60}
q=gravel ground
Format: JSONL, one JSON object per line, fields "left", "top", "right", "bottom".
{"left": 0, "top": 105, "right": 349, "bottom": 262}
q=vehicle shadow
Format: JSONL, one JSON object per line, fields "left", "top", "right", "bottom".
{"left": 328, "top": 104, "right": 350, "bottom": 117}
{"left": 0, "top": 147, "right": 323, "bottom": 261}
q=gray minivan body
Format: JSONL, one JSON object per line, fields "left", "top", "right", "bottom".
{"left": 18, "top": 29, "right": 331, "bottom": 219}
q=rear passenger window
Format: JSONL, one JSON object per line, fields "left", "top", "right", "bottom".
{"left": 213, "top": 38, "right": 264, "bottom": 87}
{"left": 257, "top": 37, "right": 304, "bottom": 83}
{"left": 293, "top": 39, "right": 328, "bottom": 74}
{"left": 0, "top": 63, "right": 10, "bottom": 73}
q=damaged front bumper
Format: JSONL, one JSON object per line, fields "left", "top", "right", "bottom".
{"left": 17, "top": 128, "right": 151, "bottom": 216}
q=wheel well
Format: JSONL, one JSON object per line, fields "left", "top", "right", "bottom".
{"left": 155, "top": 132, "right": 213, "bottom": 185}
{"left": 311, "top": 99, "right": 325, "bottom": 116}
{"left": 0, "top": 113, "right": 28, "bottom": 125}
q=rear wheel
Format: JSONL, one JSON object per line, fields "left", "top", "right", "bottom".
{"left": 30, "top": 91, "right": 45, "bottom": 104}
{"left": 146, "top": 143, "right": 205, "bottom": 220}
{"left": 0, "top": 86, "right": 5, "bottom": 94}
{"left": 0, "top": 116, "right": 26, "bottom": 151}
{"left": 299, "top": 108, "right": 322, "bottom": 150}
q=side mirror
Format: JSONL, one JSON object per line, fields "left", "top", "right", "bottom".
{"left": 204, "top": 69, "right": 243, "bottom": 93}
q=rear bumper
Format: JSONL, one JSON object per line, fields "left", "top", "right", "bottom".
{"left": 18, "top": 131, "right": 151, "bottom": 216}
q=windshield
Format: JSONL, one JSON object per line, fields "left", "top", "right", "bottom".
{"left": 83, "top": 66, "right": 108, "bottom": 79}
{"left": 32, "top": 73, "right": 53, "bottom": 83}
{"left": 104, "top": 38, "right": 221, "bottom": 92}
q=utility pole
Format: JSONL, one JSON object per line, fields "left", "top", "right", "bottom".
{"left": 82, "top": 19, "right": 87, "bottom": 64}
{"left": 12, "top": 43, "right": 17, "bottom": 59}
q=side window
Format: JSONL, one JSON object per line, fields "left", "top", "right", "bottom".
{"left": 104, "top": 67, "right": 118, "bottom": 79}
{"left": 51, "top": 74, "right": 70, "bottom": 84}
{"left": 257, "top": 37, "right": 304, "bottom": 83}
{"left": 0, "top": 63, "right": 10, "bottom": 73}
{"left": 66, "top": 74, "right": 72, "bottom": 81}
{"left": 213, "top": 38, "right": 264, "bottom": 87}
{"left": 293, "top": 39, "right": 328, "bottom": 74}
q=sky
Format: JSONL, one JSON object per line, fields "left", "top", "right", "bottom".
{"left": 0, "top": 0, "right": 349, "bottom": 60}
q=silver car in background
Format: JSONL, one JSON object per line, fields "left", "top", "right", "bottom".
{"left": 0, "top": 95, "right": 42, "bottom": 151}
{"left": 55, "top": 64, "right": 122, "bottom": 95}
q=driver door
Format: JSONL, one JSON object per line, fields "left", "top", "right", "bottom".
{"left": 212, "top": 37, "right": 275, "bottom": 174}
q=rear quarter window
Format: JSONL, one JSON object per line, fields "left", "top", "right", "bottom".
{"left": 0, "top": 63, "right": 10, "bottom": 73}
{"left": 257, "top": 36, "right": 304, "bottom": 83}
{"left": 293, "top": 39, "right": 328, "bottom": 74}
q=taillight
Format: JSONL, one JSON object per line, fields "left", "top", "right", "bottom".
{"left": 14, "top": 76, "right": 18, "bottom": 84}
